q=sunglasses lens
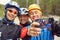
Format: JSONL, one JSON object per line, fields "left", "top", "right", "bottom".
{"left": 8, "top": 9, "right": 17, "bottom": 14}
{"left": 9, "top": 10, "right": 13, "bottom": 13}
{"left": 14, "top": 12, "right": 17, "bottom": 14}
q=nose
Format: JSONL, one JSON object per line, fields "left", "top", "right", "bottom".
{"left": 33, "top": 13, "right": 35, "bottom": 15}
{"left": 11, "top": 12, "right": 17, "bottom": 17}
{"left": 11, "top": 12, "right": 14, "bottom": 15}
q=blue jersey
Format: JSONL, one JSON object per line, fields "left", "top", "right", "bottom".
{"left": 29, "top": 23, "right": 54, "bottom": 40}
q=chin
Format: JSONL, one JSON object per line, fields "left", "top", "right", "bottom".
{"left": 9, "top": 18, "right": 14, "bottom": 21}
{"left": 21, "top": 23, "right": 25, "bottom": 24}
{"left": 21, "top": 22, "right": 26, "bottom": 24}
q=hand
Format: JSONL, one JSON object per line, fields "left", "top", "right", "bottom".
{"left": 31, "top": 22, "right": 40, "bottom": 27}
{"left": 27, "top": 27, "right": 41, "bottom": 36}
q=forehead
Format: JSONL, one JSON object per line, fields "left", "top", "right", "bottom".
{"left": 29, "top": 9, "right": 42, "bottom": 14}
{"left": 7, "top": 8, "right": 18, "bottom": 12}
{"left": 19, "top": 15, "right": 28, "bottom": 17}
{"left": 29, "top": 9, "right": 40, "bottom": 12}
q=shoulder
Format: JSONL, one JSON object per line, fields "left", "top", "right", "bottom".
{"left": 0, "top": 19, "right": 3, "bottom": 26}
{"left": 13, "top": 23, "right": 22, "bottom": 30}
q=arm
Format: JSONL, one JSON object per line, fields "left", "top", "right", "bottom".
{"left": 20, "top": 22, "right": 41, "bottom": 38}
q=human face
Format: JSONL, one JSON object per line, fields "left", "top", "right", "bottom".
{"left": 6, "top": 8, "right": 18, "bottom": 21}
{"left": 28, "top": 9, "right": 42, "bottom": 21}
{"left": 19, "top": 15, "right": 29, "bottom": 24}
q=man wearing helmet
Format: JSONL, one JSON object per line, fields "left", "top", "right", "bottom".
{"left": 0, "top": 1, "right": 28, "bottom": 40}
{"left": 18, "top": 8, "right": 30, "bottom": 26}
{"left": 25, "top": 4, "right": 60, "bottom": 40}
{"left": 18, "top": 8, "right": 31, "bottom": 40}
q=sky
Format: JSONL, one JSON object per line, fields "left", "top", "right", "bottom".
{"left": 0, "top": 0, "right": 11, "bottom": 5}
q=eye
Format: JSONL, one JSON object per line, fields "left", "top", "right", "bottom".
{"left": 35, "top": 11, "right": 38, "bottom": 14}
{"left": 8, "top": 10, "right": 13, "bottom": 13}
{"left": 8, "top": 9, "right": 17, "bottom": 15}
{"left": 30, "top": 12, "right": 33, "bottom": 15}
{"left": 14, "top": 12, "right": 17, "bottom": 14}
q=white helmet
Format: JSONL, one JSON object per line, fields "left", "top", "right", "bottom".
{"left": 18, "top": 8, "right": 28, "bottom": 16}
{"left": 5, "top": 1, "right": 21, "bottom": 14}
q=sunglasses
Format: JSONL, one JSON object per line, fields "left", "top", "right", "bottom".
{"left": 8, "top": 9, "right": 18, "bottom": 14}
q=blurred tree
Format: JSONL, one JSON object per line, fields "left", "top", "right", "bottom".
{"left": 0, "top": 0, "right": 60, "bottom": 18}
{"left": 0, "top": 5, "right": 4, "bottom": 17}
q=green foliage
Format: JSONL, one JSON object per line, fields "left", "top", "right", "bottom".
{"left": 0, "top": 5, "right": 4, "bottom": 18}
{"left": 13, "top": 0, "right": 35, "bottom": 8}
{"left": 0, "top": 0, "right": 60, "bottom": 18}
